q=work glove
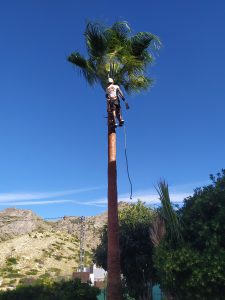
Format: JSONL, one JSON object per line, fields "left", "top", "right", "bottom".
{"left": 125, "top": 101, "right": 130, "bottom": 110}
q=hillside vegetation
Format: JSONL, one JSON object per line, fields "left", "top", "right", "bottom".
{"left": 0, "top": 207, "right": 109, "bottom": 290}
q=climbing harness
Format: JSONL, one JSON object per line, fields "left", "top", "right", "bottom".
{"left": 105, "top": 80, "right": 133, "bottom": 199}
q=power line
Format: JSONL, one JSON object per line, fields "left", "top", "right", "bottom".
{"left": 0, "top": 215, "right": 100, "bottom": 228}
{"left": 0, "top": 215, "right": 85, "bottom": 222}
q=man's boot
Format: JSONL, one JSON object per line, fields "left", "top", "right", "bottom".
{"left": 119, "top": 119, "right": 124, "bottom": 126}
{"left": 113, "top": 113, "right": 118, "bottom": 128}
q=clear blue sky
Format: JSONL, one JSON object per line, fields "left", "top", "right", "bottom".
{"left": 0, "top": 0, "right": 225, "bottom": 218}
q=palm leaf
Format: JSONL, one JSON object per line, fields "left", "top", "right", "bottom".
{"left": 68, "top": 20, "right": 161, "bottom": 94}
{"left": 131, "top": 32, "right": 161, "bottom": 57}
{"left": 67, "top": 52, "right": 97, "bottom": 85}
{"left": 111, "top": 21, "right": 131, "bottom": 42}
{"left": 155, "top": 180, "right": 182, "bottom": 244}
{"left": 67, "top": 52, "right": 87, "bottom": 68}
{"left": 123, "top": 75, "right": 153, "bottom": 94}
{"left": 85, "top": 22, "right": 107, "bottom": 60}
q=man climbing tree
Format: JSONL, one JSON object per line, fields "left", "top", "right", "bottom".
{"left": 67, "top": 21, "right": 160, "bottom": 300}
{"left": 106, "top": 77, "right": 129, "bottom": 128}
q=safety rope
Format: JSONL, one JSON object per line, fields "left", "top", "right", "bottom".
{"left": 123, "top": 124, "right": 133, "bottom": 199}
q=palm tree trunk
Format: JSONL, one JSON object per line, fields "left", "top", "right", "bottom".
{"left": 107, "top": 114, "right": 122, "bottom": 300}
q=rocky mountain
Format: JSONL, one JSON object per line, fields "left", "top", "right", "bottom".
{"left": 0, "top": 207, "right": 110, "bottom": 290}
{"left": 0, "top": 208, "right": 49, "bottom": 241}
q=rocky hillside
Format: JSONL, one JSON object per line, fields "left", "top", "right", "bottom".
{"left": 0, "top": 207, "right": 109, "bottom": 290}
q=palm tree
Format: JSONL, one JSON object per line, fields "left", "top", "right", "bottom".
{"left": 68, "top": 21, "right": 160, "bottom": 300}
{"left": 150, "top": 180, "right": 182, "bottom": 247}
{"left": 150, "top": 181, "right": 182, "bottom": 300}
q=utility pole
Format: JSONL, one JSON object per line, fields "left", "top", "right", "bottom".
{"left": 79, "top": 216, "right": 85, "bottom": 272}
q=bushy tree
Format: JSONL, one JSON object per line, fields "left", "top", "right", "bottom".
{"left": 154, "top": 170, "right": 225, "bottom": 300}
{"left": 94, "top": 201, "right": 156, "bottom": 300}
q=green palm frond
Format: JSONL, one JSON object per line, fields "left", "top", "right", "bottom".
{"left": 156, "top": 180, "right": 182, "bottom": 245}
{"left": 111, "top": 21, "right": 131, "bottom": 42}
{"left": 84, "top": 59, "right": 98, "bottom": 85}
{"left": 120, "top": 55, "right": 144, "bottom": 71}
{"left": 85, "top": 22, "right": 107, "bottom": 60}
{"left": 123, "top": 75, "right": 153, "bottom": 93}
{"left": 68, "top": 20, "right": 161, "bottom": 94}
{"left": 131, "top": 32, "right": 161, "bottom": 57}
{"left": 104, "top": 21, "right": 130, "bottom": 52}
{"left": 108, "top": 61, "right": 123, "bottom": 79}
{"left": 67, "top": 52, "right": 97, "bottom": 85}
{"left": 67, "top": 52, "right": 87, "bottom": 68}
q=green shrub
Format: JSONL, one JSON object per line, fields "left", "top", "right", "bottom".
{"left": 154, "top": 170, "right": 225, "bottom": 299}
{"left": 0, "top": 278, "right": 100, "bottom": 300}
{"left": 6, "top": 273, "right": 23, "bottom": 278}
{"left": 54, "top": 255, "right": 62, "bottom": 261}
{"left": 39, "top": 273, "right": 51, "bottom": 280}
{"left": 6, "top": 257, "right": 17, "bottom": 265}
{"left": 26, "top": 269, "right": 38, "bottom": 275}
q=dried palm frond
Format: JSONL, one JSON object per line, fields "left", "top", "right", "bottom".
{"left": 150, "top": 214, "right": 166, "bottom": 247}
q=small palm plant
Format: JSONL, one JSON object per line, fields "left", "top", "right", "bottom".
{"left": 150, "top": 180, "right": 182, "bottom": 247}
{"left": 68, "top": 20, "right": 160, "bottom": 300}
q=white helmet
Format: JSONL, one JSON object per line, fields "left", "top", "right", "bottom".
{"left": 107, "top": 78, "right": 114, "bottom": 84}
